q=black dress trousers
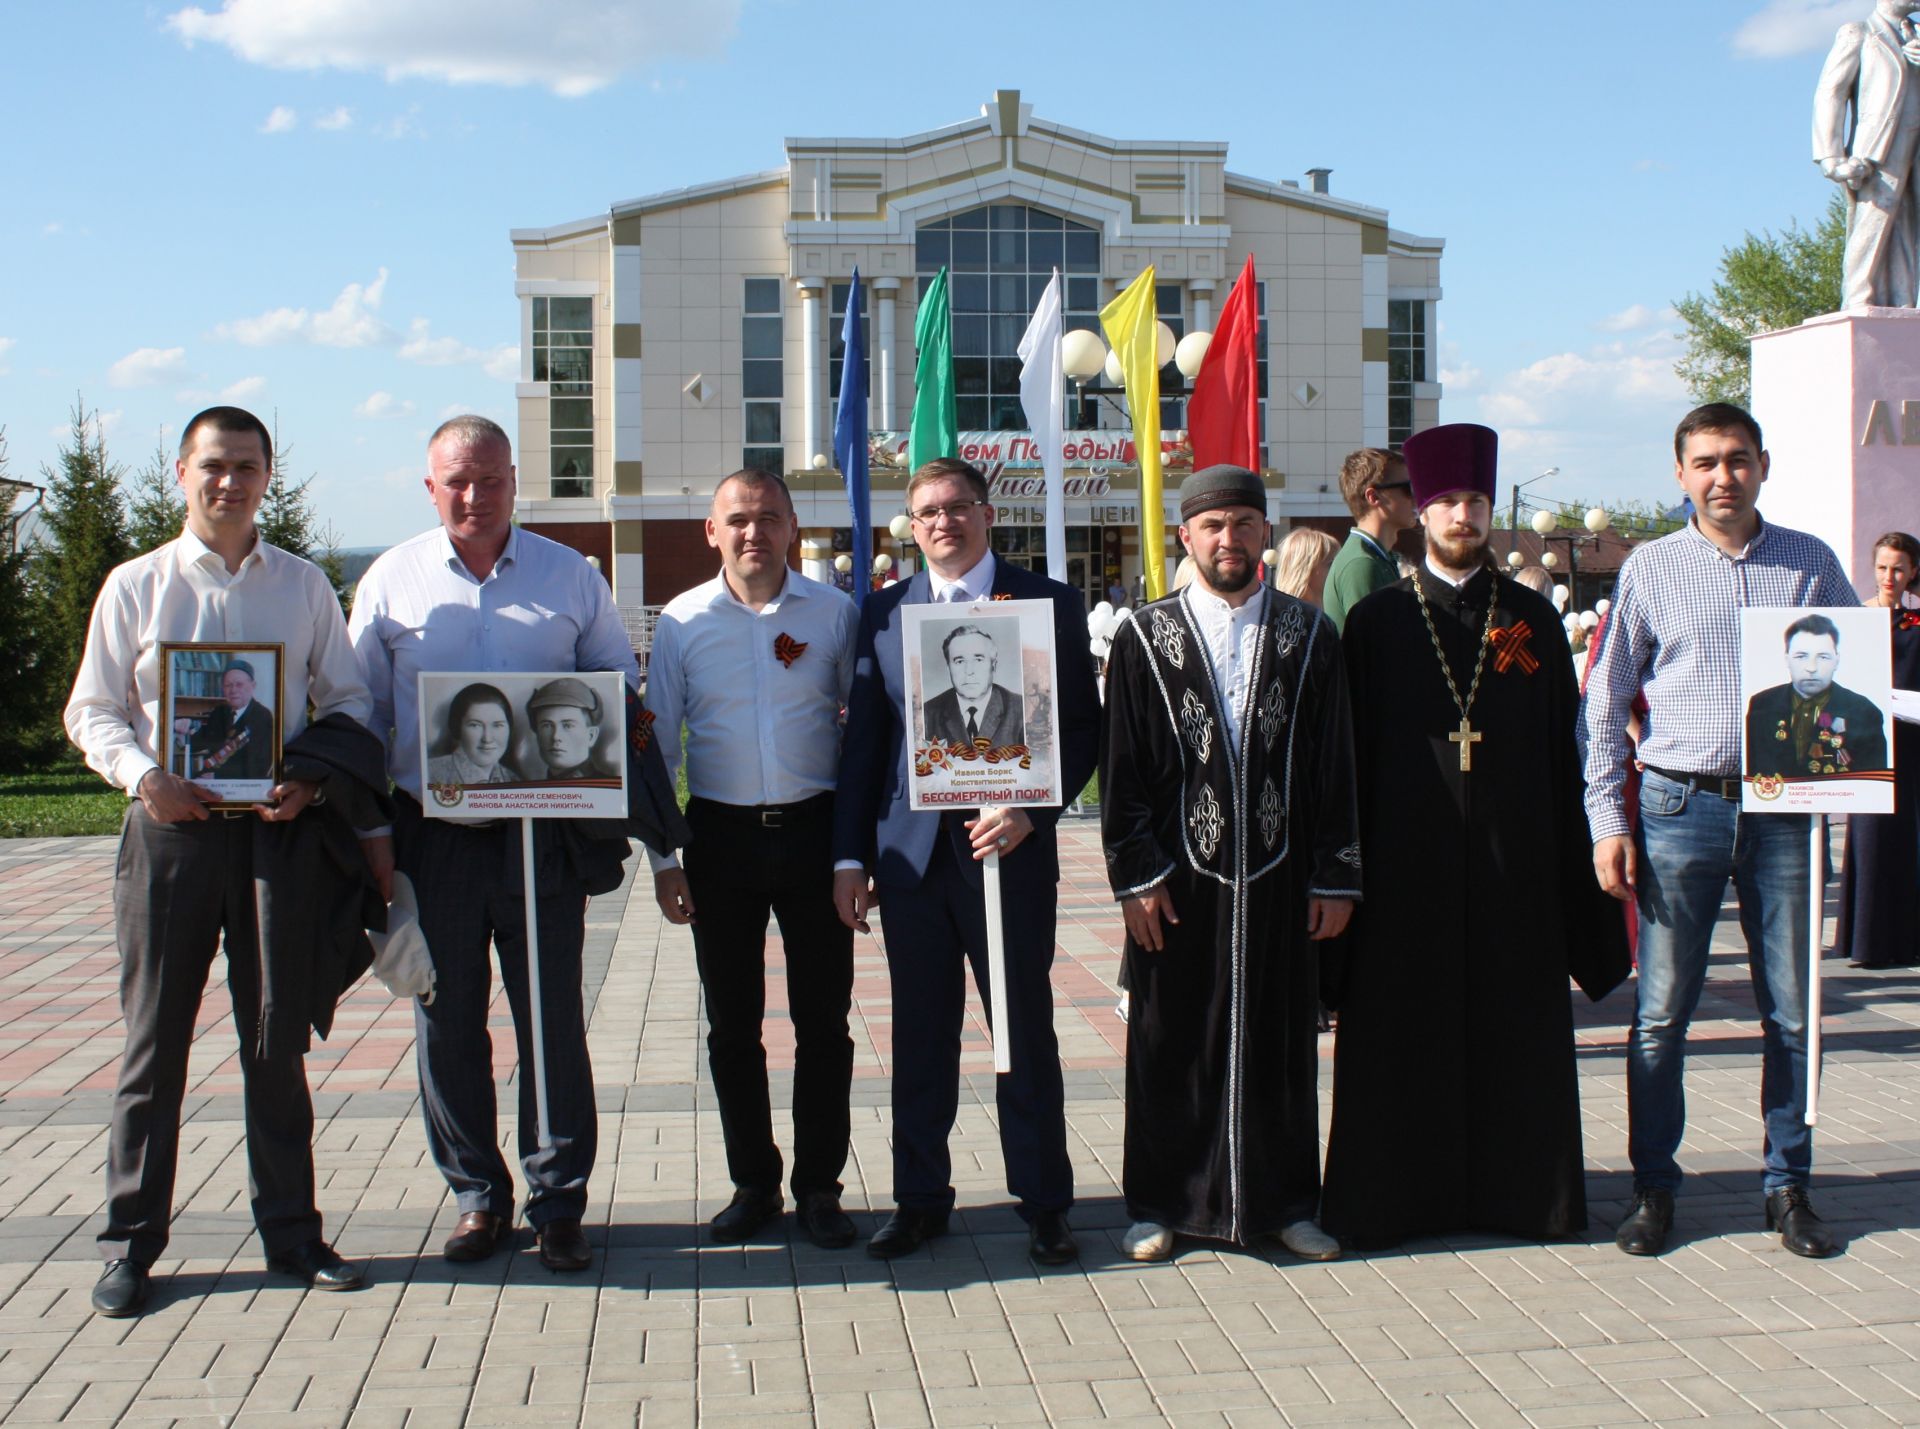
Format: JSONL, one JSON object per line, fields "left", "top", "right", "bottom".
{"left": 683, "top": 792, "right": 854, "bottom": 1198}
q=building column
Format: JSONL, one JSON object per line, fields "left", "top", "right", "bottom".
{"left": 1190, "top": 279, "right": 1215, "bottom": 334}
{"left": 873, "top": 277, "right": 900, "bottom": 430}
{"left": 797, "top": 278, "right": 825, "bottom": 465}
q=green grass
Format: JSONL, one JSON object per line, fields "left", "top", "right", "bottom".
{"left": 0, "top": 764, "right": 128, "bottom": 838}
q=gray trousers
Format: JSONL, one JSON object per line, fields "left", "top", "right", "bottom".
{"left": 101, "top": 805, "right": 321, "bottom": 1265}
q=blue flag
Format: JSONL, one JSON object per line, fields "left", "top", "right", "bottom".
{"left": 833, "top": 268, "right": 872, "bottom": 606}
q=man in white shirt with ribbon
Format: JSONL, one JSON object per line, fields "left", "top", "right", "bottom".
{"left": 646, "top": 468, "right": 859, "bottom": 1248}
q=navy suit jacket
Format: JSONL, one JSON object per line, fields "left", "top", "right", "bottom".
{"left": 832, "top": 561, "right": 1101, "bottom": 889}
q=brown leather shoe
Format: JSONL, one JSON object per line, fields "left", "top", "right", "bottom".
{"left": 444, "top": 1211, "right": 510, "bottom": 1263}
{"left": 537, "top": 1217, "right": 592, "bottom": 1272}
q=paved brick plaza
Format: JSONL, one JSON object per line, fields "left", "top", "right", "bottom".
{"left": 3, "top": 823, "right": 1920, "bottom": 1427}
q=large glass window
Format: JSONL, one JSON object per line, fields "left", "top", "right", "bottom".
{"left": 1388, "top": 298, "right": 1427, "bottom": 452}
{"left": 916, "top": 204, "right": 1101, "bottom": 431}
{"left": 743, "top": 278, "right": 784, "bottom": 472}
{"left": 534, "top": 296, "right": 594, "bottom": 497}
{"left": 829, "top": 281, "right": 870, "bottom": 411}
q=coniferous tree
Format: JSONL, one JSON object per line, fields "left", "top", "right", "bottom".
{"left": 0, "top": 428, "right": 64, "bottom": 769}
{"left": 35, "top": 398, "right": 131, "bottom": 707}
{"left": 125, "top": 433, "right": 186, "bottom": 555}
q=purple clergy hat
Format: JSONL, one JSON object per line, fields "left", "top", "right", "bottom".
{"left": 1403, "top": 423, "right": 1498, "bottom": 510}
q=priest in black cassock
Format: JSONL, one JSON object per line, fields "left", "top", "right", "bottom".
{"left": 1320, "top": 423, "right": 1628, "bottom": 1248}
{"left": 1101, "top": 464, "right": 1363, "bottom": 1263}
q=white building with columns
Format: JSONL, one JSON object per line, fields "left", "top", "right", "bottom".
{"left": 508, "top": 90, "right": 1444, "bottom": 608}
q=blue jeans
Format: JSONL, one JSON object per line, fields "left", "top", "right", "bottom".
{"left": 1629, "top": 770, "right": 1812, "bottom": 1193}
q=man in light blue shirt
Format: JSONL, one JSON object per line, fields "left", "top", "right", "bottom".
{"left": 350, "top": 416, "right": 638, "bottom": 1274}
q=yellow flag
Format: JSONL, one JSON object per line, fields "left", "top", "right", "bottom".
{"left": 1100, "top": 266, "right": 1165, "bottom": 600}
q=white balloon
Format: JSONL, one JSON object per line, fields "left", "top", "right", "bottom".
{"left": 1551, "top": 585, "right": 1570, "bottom": 609}
{"left": 1090, "top": 636, "right": 1109, "bottom": 658}
{"left": 1579, "top": 610, "right": 1600, "bottom": 630}
{"left": 1595, "top": 597, "right": 1612, "bottom": 616}
{"left": 1104, "top": 610, "right": 1129, "bottom": 639}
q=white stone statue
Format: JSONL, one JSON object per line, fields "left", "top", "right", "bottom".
{"left": 1815, "top": 2, "right": 1920, "bottom": 308}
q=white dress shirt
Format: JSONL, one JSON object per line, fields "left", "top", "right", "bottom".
{"left": 348, "top": 525, "right": 640, "bottom": 799}
{"left": 65, "top": 529, "right": 372, "bottom": 793}
{"left": 645, "top": 567, "right": 856, "bottom": 869}
{"left": 1184, "top": 583, "right": 1268, "bottom": 753}
{"left": 928, "top": 551, "right": 996, "bottom": 603}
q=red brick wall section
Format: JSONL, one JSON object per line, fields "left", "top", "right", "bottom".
{"left": 520, "top": 522, "right": 613, "bottom": 585}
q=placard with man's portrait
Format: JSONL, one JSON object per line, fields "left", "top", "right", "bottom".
{"left": 159, "top": 642, "right": 284, "bottom": 808}
{"left": 417, "top": 670, "right": 629, "bottom": 819}
{"left": 901, "top": 598, "right": 1063, "bottom": 811}
{"left": 1740, "top": 607, "right": 1895, "bottom": 813}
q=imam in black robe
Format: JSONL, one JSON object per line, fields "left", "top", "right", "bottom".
{"left": 1322, "top": 567, "right": 1627, "bottom": 1246}
{"left": 1102, "top": 586, "right": 1362, "bottom": 1244}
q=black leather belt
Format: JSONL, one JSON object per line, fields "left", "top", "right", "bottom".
{"left": 1642, "top": 765, "right": 1743, "bottom": 800}
{"left": 688, "top": 791, "right": 832, "bottom": 829}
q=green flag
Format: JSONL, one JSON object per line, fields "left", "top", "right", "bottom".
{"left": 908, "top": 266, "right": 957, "bottom": 473}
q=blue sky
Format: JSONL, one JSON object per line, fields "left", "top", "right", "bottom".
{"left": 0, "top": 1, "right": 1863, "bottom": 546}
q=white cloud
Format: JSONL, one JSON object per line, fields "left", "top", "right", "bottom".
{"left": 1732, "top": 1, "right": 1855, "bottom": 58}
{"left": 215, "top": 269, "right": 391, "bottom": 348}
{"left": 314, "top": 105, "right": 353, "bottom": 130}
{"left": 398, "top": 318, "right": 519, "bottom": 380}
{"left": 357, "top": 391, "right": 414, "bottom": 419}
{"left": 221, "top": 375, "right": 267, "bottom": 400}
{"left": 108, "top": 346, "right": 190, "bottom": 388}
{"left": 51, "top": 410, "right": 124, "bottom": 444}
{"left": 259, "top": 104, "right": 297, "bottom": 133}
{"left": 1594, "top": 303, "right": 1677, "bottom": 334}
{"left": 166, "top": 0, "right": 739, "bottom": 97}
{"left": 42, "top": 221, "right": 62, "bottom": 236}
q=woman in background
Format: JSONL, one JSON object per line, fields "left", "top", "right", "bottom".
{"left": 427, "top": 681, "right": 522, "bottom": 786}
{"left": 1273, "top": 528, "right": 1341, "bottom": 607}
{"left": 1837, "top": 531, "right": 1920, "bottom": 968}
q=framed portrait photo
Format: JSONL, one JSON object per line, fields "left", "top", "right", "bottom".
{"left": 159, "top": 642, "right": 285, "bottom": 809}
{"left": 417, "top": 670, "right": 629, "bottom": 820}
{"left": 901, "top": 598, "right": 1063, "bottom": 812}
{"left": 1740, "top": 606, "right": 1896, "bottom": 813}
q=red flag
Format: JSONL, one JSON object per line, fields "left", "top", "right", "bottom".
{"left": 1187, "top": 254, "right": 1263, "bottom": 470}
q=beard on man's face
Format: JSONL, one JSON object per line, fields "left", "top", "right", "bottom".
{"left": 1425, "top": 526, "right": 1491, "bottom": 570}
{"left": 1198, "top": 548, "right": 1257, "bottom": 593}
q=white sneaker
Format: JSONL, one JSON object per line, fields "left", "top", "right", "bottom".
{"left": 1277, "top": 1219, "right": 1341, "bottom": 1261}
{"left": 1121, "top": 1220, "right": 1174, "bottom": 1261}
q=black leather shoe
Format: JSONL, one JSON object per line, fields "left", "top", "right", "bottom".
{"left": 1027, "top": 1210, "right": 1078, "bottom": 1266}
{"left": 1766, "top": 1185, "right": 1838, "bottom": 1258}
{"left": 443, "top": 1211, "right": 510, "bottom": 1263}
{"left": 798, "top": 1192, "right": 856, "bottom": 1249}
{"left": 867, "top": 1207, "right": 949, "bottom": 1259}
{"left": 710, "top": 1188, "right": 784, "bottom": 1244}
{"left": 91, "top": 1260, "right": 151, "bottom": 1317}
{"left": 1614, "top": 1188, "right": 1674, "bottom": 1257}
{"left": 536, "top": 1218, "right": 592, "bottom": 1271}
{"left": 267, "top": 1240, "right": 366, "bottom": 1291}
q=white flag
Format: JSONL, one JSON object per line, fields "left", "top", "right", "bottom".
{"left": 1017, "top": 268, "right": 1067, "bottom": 586}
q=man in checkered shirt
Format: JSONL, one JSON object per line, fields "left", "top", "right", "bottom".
{"left": 1581, "top": 402, "right": 1858, "bottom": 1261}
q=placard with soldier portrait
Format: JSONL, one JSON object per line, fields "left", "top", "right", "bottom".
{"left": 159, "top": 642, "right": 284, "bottom": 808}
{"left": 901, "top": 598, "right": 1063, "bottom": 811}
{"left": 1740, "top": 607, "right": 1895, "bottom": 813}
{"left": 417, "top": 670, "right": 629, "bottom": 819}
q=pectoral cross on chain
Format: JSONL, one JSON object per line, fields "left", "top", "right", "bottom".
{"left": 1450, "top": 717, "right": 1483, "bottom": 772}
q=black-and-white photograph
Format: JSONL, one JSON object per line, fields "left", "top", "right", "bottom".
{"left": 160, "top": 642, "right": 283, "bottom": 807}
{"left": 1741, "top": 607, "right": 1895, "bottom": 813}
{"left": 901, "top": 600, "right": 1063, "bottom": 811}
{"left": 417, "top": 670, "right": 629, "bottom": 819}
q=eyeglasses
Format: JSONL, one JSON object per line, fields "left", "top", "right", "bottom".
{"left": 909, "top": 499, "right": 990, "bottom": 525}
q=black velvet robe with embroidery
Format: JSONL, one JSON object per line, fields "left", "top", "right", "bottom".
{"left": 1102, "top": 587, "right": 1362, "bottom": 1243}
{"left": 1321, "top": 568, "right": 1628, "bottom": 1245}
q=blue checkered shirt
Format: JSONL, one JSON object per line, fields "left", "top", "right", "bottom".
{"left": 1579, "top": 517, "right": 1858, "bottom": 840}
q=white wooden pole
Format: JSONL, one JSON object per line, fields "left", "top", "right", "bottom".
{"left": 1805, "top": 814, "right": 1824, "bottom": 1127}
{"left": 522, "top": 816, "right": 553, "bottom": 1149}
{"left": 982, "top": 820, "right": 1011, "bottom": 1075}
